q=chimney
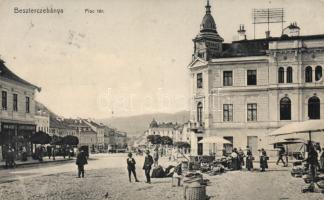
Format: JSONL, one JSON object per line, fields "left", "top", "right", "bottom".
{"left": 237, "top": 24, "right": 246, "bottom": 40}
{"left": 265, "top": 31, "right": 271, "bottom": 39}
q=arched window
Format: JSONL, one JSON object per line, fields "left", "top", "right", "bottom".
{"left": 315, "top": 66, "right": 322, "bottom": 81}
{"left": 278, "top": 67, "right": 284, "bottom": 83}
{"left": 287, "top": 67, "right": 293, "bottom": 83}
{"left": 308, "top": 96, "right": 320, "bottom": 119}
{"left": 305, "top": 66, "right": 313, "bottom": 83}
{"left": 197, "top": 102, "right": 203, "bottom": 125}
{"left": 280, "top": 97, "right": 291, "bottom": 120}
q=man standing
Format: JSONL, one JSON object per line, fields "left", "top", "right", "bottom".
{"left": 153, "top": 148, "right": 159, "bottom": 167}
{"left": 143, "top": 150, "right": 153, "bottom": 183}
{"left": 276, "top": 147, "right": 286, "bottom": 166}
{"left": 76, "top": 149, "right": 88, "bottom": 178}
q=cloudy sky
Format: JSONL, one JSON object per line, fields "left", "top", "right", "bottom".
{"left": 0, "top": 0, "right": 324, "bottom": 118}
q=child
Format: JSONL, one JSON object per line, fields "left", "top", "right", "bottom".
{"left": 127, "top": 152, "right": 139, "bottom": 182}
{"left": 76, "top": 149, "right": 88, "bottom": 178}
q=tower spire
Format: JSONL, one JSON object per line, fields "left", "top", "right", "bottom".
{"left": 206, "top": 0, "right": 211, "bottom": 14}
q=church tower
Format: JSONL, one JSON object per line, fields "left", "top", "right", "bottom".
{"left": 193, "top": 0, "right": 224, "bottom": 60}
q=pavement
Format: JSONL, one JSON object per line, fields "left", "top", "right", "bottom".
{"left": 0, "top": 157, "right": 74, "bottom": 170}
{"left": 0, "top": 154, "right": 323, "bottom": 200}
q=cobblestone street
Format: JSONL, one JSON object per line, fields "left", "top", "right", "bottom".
{"left": 0, "top": 154, "right": 323, "bottom": 200}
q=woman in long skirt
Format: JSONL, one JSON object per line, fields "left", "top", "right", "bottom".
{"left": 260, "top": 148, "right": 268, "bottom": 172}
{"left": 246, "top": 149, "right": 254, "bottom": 171}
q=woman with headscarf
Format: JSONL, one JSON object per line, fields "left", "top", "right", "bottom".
{"left": 260, "top": 148, "right": 268, "bottom": 172}
{"left": 246, "top": 149, "right": 254, "bottom": 171}
{"left": 231, "top": 148, "right": 239, "bottom": 170}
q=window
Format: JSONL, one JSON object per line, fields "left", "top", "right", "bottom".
{"left": 197, "top": 73, "right": 203, "bottom": 88}
{"left": 280, "top": 97, "right": 291, "bottom": 120}
{"left": 315, "top": 66, "right": 322, "bottom": 81}
{"left": 287, "top": 67, "right": 293, "bottom": 83}
{"left": 247, "top": 103, "right": 257, "bottom": 121}
{"left": 197, "top": 102, "right": 203, "bottom": 125}
{"left": 308, "top": 96, "right": 320, "bottom": 119}
{"left": 223, "top": 104, "right": 233, "bottom": 122}
{"left": 223, "top": 71, "right": 233, "bottom": 86}
{"left": 13, "top": 94, "right": 18, "bottom": 111}
{"left": 26, "top": 97, "right": 30, "bottom": 113}
{"left": 247, "top": 70, "right": 257, "bottom": 85}
{"left": 305, "top": 66, "right": 312, "bottom": 82}
{"left": 2, "top": 91, "right": 7, "bottom": 110}
{"left": 278, "top": 67, "right": 284, "bottom": 83}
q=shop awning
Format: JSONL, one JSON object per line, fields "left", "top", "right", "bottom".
{"left": 198, "top": 136, "right": 231, "bottom": 144}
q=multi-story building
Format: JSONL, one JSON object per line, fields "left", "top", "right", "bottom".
{"left": 0, "top": 58, "right": 40, "bottom": 159}
{"left": 84, "top": 120, "right": 105, "bottom": 152}
{"left": 146, "top": 119, "right": 179, "bottom": 141}
{"left": 35, "top": 101, "right": 50, "bottom": 134}
{"left": 188, "top": 1, "right": 324, "bottom": 156}
{"left": 49, "top": 116, "right": 77, "bottom": 137}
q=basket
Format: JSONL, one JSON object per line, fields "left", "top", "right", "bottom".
{"left": 184, "top": 182, "right": 206, "bottom": 200}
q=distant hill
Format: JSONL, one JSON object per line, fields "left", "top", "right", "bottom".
{"left": 97, "top": 111, "right": 190, "bottom": 137}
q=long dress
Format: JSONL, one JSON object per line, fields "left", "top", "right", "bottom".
{"left": 260, "top": 151, "right": 268, "bottom": 171}
{"left": 246, "top": 151, "right": 253, "bottom": 171}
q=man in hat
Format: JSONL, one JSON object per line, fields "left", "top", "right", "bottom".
{"left": 143, "top": 150, "right": 153, "bottom": 183}
{"left": 76, "top": 148, "right": 88, "bottom": 178}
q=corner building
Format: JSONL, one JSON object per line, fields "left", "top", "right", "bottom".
{"left": 188, "top": 1, "right": 324, "bottom": 156}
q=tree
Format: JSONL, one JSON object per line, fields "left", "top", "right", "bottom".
{"left": 147, "top": 135, "right": 161, "bottom": 145}
{"left": 51, "top": 135, "right": 63, "bottom": 145}
{"left": 174, "top": 141, "right": 191, "bottom": 149}
{"left": 62, "top": 135, "right": 79, "bottom": 146}
{"left": 30, "top": 131, "right": 51, "bottom": 144}
{"left": 160, "top": 136, "right": 173, "bottom": 146}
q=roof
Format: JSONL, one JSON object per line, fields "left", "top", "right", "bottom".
{"left": 89, "top": 121, "right": 105, "bottom": 128}
{"left": 150, "top": 122, "right": 179, "bottom": 129}
{"left": 0, "top": 59, "right": 41, "bottom": 91}
{"left": 219, "top": 34, "right": 324, "bottom": 58}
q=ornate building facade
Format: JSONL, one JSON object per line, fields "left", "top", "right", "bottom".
{"left": 188, "top": 1, "right": 324, "bottom": 156}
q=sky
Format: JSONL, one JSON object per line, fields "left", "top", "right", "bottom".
{"left": 0, "top": 0, "right": 324, "bottom": 118}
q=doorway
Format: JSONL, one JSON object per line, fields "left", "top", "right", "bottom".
{"left": 247, "top": 136, "right": 258, "bottom": 156}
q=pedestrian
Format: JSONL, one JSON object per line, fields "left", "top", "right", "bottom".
{"left": 38, "top": 145, "right": 44, "bottom": 162}
{"left": 238, "top": 148, "right": 245, "bottom": 169}
{"left": 260, "top": 148, "right": 268, "bottom": 172}
{"left": 76, "top": 149, "right": 88, "bottom": 178}
{"left": 231, "top": 148, "right": 239, "bottom": 170}
{"left": 5, "top": 148, "right": 16, "bottom": 169}
{"left": 47, "top": 145, "right": 52, "bottom": 159}
{"left": 246, "top": 149, "right": 254, "bottom": 171}
{"left": 153, "top": 147, "right": 159, "bottom": 167}
{"left": 127, "top": 152, "right": 139, "bottom": 182}
{"left": 320, "top": 148, "right": 324, "bottom": 171}
{"left": 142, "top": 150, "right": 153, "bottom": 183}
{"left": 21, "top": 146, "right": 27, "bottom": 161}
{"left": 276, "top": 147, "right": 286, "bottom": 166}
{"left": 52, "top": 146, "right": 56, "bottom": 160}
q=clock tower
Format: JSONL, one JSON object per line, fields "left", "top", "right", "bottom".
{"left": 193, "top": 0, "right": 224, "bottom": 61}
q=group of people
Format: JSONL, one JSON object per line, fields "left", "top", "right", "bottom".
{"left": 127, "top": 150, "right": 154, "bottom": 183}
{"left": 228, "top": 147, "right": 269, "bottom": 172}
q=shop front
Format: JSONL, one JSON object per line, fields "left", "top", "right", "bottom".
{"left": 0, "top": 122, "right": 36, "bottom": 160}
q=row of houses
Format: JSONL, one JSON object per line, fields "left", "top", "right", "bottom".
{"left": 144, "top": 118, "right": 196, "bottom": 146}
{"left": 36, "top": 102, "right": 128, "bottom": 152}
{"left": 0, "top": 58, "right": 126, "bottom": 160}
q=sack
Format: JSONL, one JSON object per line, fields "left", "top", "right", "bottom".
{"left": 151, "top": 166, "right": 165, "bottom": 178}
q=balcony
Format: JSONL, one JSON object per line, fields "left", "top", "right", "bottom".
{"left": 190, "top": 122, "right": 205, "bottom": 133}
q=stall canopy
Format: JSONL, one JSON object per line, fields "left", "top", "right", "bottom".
{"left": 269, "top": 120, "right": 324, "bottom": 141}
{"left": 198, "top": 136, "right": 231, "bottom": 144}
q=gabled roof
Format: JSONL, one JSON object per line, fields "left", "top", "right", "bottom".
{"left": 187, "top": 57, "right": 208, "bottom": 69}
{"left": 0, "top": 59, "right": 41, "bottom": 91}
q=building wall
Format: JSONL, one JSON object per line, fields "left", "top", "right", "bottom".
{"left": 0, "top": 78, "right": 36, "bottom": 124}
{"left": 35, "top": 115, "right": 49, "bottom": 133}
{"left": 189, "top": 39, "right": 324, "bottom": 155}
